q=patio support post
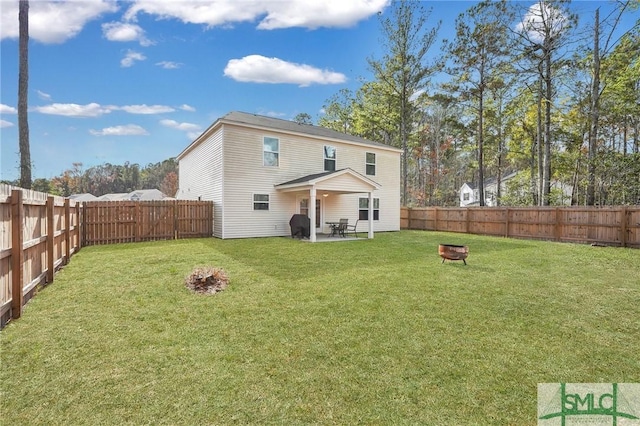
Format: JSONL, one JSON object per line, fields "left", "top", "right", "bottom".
{"left": 368, "top": 191, "right": 374, "bottom": 239}
{"left": 309, "top": 187, "right": 317, "bottom": 242}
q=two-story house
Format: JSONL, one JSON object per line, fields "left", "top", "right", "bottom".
{"left": 176, "top": 111, "right": 402, "bottom": 242}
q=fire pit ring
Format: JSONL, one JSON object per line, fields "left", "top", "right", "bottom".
{"left": 438, "top": 244, "right": 468, "bottom": 265}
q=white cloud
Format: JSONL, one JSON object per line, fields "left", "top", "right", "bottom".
{"left": 160, "top": 119, "right": 201, "bottom": 132}
{"left": 89, "top": 124, "right": 149, "bottom": 136}
{"left": 121, "top": 50, "right": 146, "bottom": 67}
{"left": 37, "top": 90, "right": 52, "bottom": 101}
{"left": 34, "top": 103, "right": 113, "bottom": 117}
{"left": 1, "top": 119, "right": 14, "bottom": 128}
{"left": 123, "top": 0, "right": 389, "bottom": 30}
{"left": 118, "top": 104, "right": 175, "bottom": 114}
{"left": 262, "top": 111, "right": 287, "bottom": 118}
{"left": 156, "top": 61, "right": 182, "bottom": 69}
{"left": 516, "top": 3, "right": 569, "bottom": 43}
{"left": 160, "top": 119, "right": 202, "bottom": 139}
{"left": 256, "top": 0, "right": 391, "bottom": 30}
{"left": 102, "top": 21, "right": 153, "bottom": 46}
{"left": 0, "top": 1, "right": 118, "bottom": 44}
{"left": 179, "top": 104, "right": 196, "bottom": 112}
{"left": 0, "top": 104, "right": 17, "bottom": 114}
{"left": 224, "top": 55, "right": 346, "bottom": 87}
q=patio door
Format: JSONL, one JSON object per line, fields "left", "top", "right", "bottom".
{"left": 298, "top": 197, "right": 321, "bottom": 231}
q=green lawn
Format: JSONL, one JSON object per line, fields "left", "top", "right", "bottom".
{"left": 1, "top": 231, "right": 639, "bottom": 425}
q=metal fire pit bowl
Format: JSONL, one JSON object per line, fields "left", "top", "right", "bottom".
{"left": 438, "top": 244, "right": 468, "bottom": 265}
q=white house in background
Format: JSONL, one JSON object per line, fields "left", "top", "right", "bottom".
{"left": 460, "top": 171, "right": 574, "bottom": 206}
{"left": 68, "top": 193, "right": 98, "bottom": 202}
{"left": 176, "top": 111, "right": 403, "bottom": 242}
{"left": 459, "top": 172, "right": 518, "bottom": 207}
{"left": 69, "top": 189, "right": 172, "bottom": 202}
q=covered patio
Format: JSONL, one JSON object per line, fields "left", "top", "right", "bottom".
{"left": 275, "top": 168, "right": 381, "bottom": 243}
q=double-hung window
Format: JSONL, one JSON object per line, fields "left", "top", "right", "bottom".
{"left": 358, "top": 197, "right": 379, "bottom": 220}
{"left": 253, "top": 194, "right": 269, "bottom": 210}
{"left": 263, "top": 137, "right": 279, "bottom": 167}
{"left": 366, "top": 152, "right": 376, "bottom": 176}
{"left": 324, "top": 145, "right": 336, "bottom": 172}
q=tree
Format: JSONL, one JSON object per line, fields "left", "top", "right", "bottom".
{"left": 515, "top": 0, "right": 577, "bottom": 205}
{"left": 293, "top": 112, "right": 313, "bottom": 125}
{"left": 368, "top": 0, "right": 441, "bottom": 205}
{"left": 318, "top": 88, "right": 355, "bottom": 133}
{"left": 446, "top": 0, "right": 514, "bottom": 206}
{"left": 18, "top": 0, "right": 31, "bottom": 189}
{"left": 31, "top": 178, "right": 56, "bottom": 194}
{"left": 160, "top": 171, "right": 178, "bottom": 197}
{"left": 351, "top": 80, "right": 400, "bottom": 144}
{"left": 585, "top": 1, "right": 634, "bottom": 205}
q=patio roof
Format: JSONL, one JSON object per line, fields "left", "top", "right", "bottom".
{"left": 274, "top": 168, "right": 381, "bottom": 194}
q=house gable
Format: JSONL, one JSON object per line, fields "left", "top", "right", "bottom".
{"left": 275, "top": 169, "right": 381, "bottom": 194}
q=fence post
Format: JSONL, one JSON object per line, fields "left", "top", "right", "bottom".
{"left": 81, "top": 202, "right": 87, "bottom": 247}
{"left": 465, "top": 208, "right": 470, "bottom": 233}
{"left": 621, "top": 207, "right": 628, "bottom": 248}
{"left": 10, "top": 189, "right": 24, "bottom": 320}
{"left": 76, "top": 201, "right": 82, "bottom": 251}
{"left": 434, "top": 207, "right": 439, "bottom": 231}
{"left": 64, "top": 198, "right": 71, "bottom": 264}
{"left": 173, "top": 200, "right": 179, "bottom": 240}
{"left": 46, "top": 196, "right": 55, "bottom": 283}
{"left": 505, "top": 208, "right": 510, "bottom": 238}
{"left": 554, "top": 207, "right": 562, "bottom": 242}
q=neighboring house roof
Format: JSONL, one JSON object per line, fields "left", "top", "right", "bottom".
{"left": 129, "top": 189, "right": 172, "bottom": 201}
{"left": 177, "top": 111, "right": 402, "bottom": 160}
{"left": 275, "top": 168, "right": 382, "bottom": 192}
{"left": 96, "top": 193, "right": 130, "bottom": 201}
{"left": 68, "top": 193, "right": 98, "bottom": 201}
{"left": 462, "top": 171, "right": 519, "bottom": 193}
{"left": 93, "top": 189, "right": 171, "bottom": 201}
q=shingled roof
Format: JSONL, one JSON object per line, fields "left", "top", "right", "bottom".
{"left": 221, "top": 111, "right": 395, "bottom": 150}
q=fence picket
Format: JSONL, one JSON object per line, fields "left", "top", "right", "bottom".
{"left": 401, "top": 206, "right": 640, "bottom": 248}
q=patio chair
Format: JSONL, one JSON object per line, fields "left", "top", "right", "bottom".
{"left": 344, "top": 219, "right": 359, "bottom": 238}
{"left": 336, "top": 218, "right": 349, "bottom": 237}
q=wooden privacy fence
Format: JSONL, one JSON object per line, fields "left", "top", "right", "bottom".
{"left": 1, "top": 185, "right": 214, "bottom": 328}
{"left": 82, "top": 200, "right": 213, "bottom": 246}
{"left": 1, "top": 185, "right": 81, "bottom": 327}
{"left": 401, "top": 206, "right": 640, "bottom": 248}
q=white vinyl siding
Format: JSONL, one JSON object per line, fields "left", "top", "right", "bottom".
{"left": 181, "top": 121, "right": 401, "bottom": 239}
{"left": 177, "top": 129, "right": 222, "bottom": 237}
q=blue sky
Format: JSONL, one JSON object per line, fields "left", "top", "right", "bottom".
{"left": 0, "top": 1, "right": 636, "bottom": 182}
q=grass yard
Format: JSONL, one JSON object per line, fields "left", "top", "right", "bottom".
{"left": 1, "top": 231, "right": 639, "bottom": 425}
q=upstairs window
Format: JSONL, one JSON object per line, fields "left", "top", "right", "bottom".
{"left": 358, "top": 197, "right": 380, "bottom": 221}
{"left": 263, "top": 137, "right": 279, "bottom": 167}
{"left": 253, "top": 194, "right": 269, "bottom": 210}
{"left": 324, "top": 145, "right": 336, "bottom": 172}
{"left": 366, "top": 152, "right": 376, "bottom": 176}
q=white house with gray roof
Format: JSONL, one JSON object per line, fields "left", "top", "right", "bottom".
{"left": 176, "top": 111, "right": 402, "bottom": 241}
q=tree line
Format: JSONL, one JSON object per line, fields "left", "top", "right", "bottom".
{"left": 2, "top": 159, "right": 179, "bottom": 198}
{"left": 11, "top": 0, "right": 638, "bottom": 207}
{"left": 316, "top": 0, "right": 640, "bottom": 207}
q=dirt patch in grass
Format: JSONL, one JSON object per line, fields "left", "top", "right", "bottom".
{"left": 184, "top": 266, "right": 229, "bottom": 294}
